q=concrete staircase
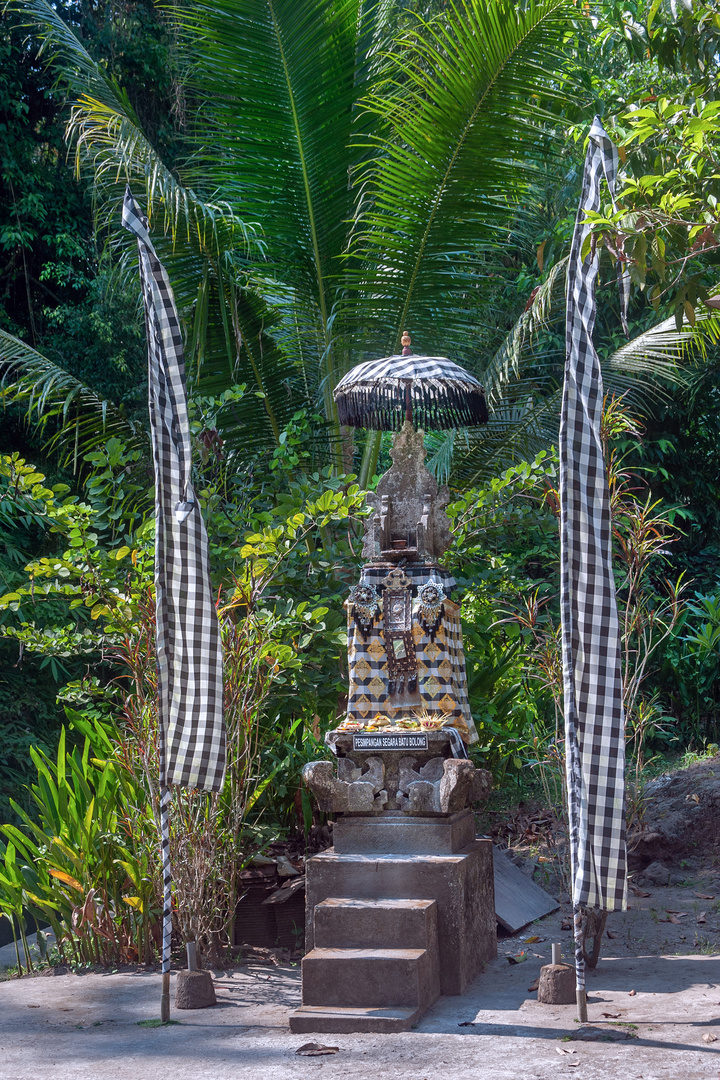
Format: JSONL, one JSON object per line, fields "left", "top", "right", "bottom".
{"left": 289, "top": 897, "right": 440, "bottom": 1033}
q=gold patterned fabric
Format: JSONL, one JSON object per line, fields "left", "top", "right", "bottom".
{"left": 345, "top": 585, "right": 478, "bottom": 743}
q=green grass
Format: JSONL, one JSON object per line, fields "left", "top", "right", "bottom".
{"left": 694, "top": 938, "right": 720, "bottom": 955}
{"left": 137, "top": 1019, "right": 182, "bottom": 1028}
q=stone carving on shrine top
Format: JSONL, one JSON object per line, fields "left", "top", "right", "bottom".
{"left": 362, "top": 422, "right": 452, "bottom": 563}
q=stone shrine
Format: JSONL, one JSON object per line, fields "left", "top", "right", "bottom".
{"left": 290, "top": 415, "right": 496, "bottom": 1035}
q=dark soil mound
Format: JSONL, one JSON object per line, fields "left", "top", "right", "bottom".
{"left": 629, "top": 754, "right": 720, "bottom": 871}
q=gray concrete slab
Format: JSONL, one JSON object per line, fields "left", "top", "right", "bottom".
{"left": 0, "top": 946, "right": 718, "bottom": 1080}
{"left": 0, "top": 930, "right": 56, "bottom": 971}
{"left": 493, "top": 845, "right": 559, "bottom": 932}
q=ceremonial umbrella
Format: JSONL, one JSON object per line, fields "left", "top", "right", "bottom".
{"left": 333, "top": 335, "right": 488, "bottom": 431}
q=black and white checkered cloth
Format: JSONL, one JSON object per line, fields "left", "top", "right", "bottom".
{"left": 334, "top": 354, "right": 487, "bottom": 430}
{"left": 122, "top": 188, "right": 226, "bottom": 974}
{"left": 560, "top": 119, "right": 627, "bottom": 964}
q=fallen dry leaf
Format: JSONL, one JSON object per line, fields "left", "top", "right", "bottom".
{"left": 630, "top": 885, "right": 651, "bottom": 898}
{"left": 567, "top": 1061, "right": 580, "bottom": 1067}
{"left": 629, "top": 989, "right": 637, "bottom": 997}
{"left": 694, "top": 892, "right": 715, "bottom": 900}
{"left": 556, "top": 1047, "right": 577, "bottom": 1055}
{"left": 561, "top": 920, "right": 572, "bottom": 931}
{"left": 602, "top": 1012, "right": 621, "bottom": 1018}
{"left": 606, "top": 930, "right": 618, "bottom": 939}
{"left": 701, "top": 1032, "right": 718, "bottom": 1044}
{"left": 697, "top": 912, "right": 707, "bottom": 924}
{"left": 524, "top": 935, "right": 542, "bottom": 943}
{"left": 666, "top": 910, "right": 688, "bottom": 916}
{"left": 295, "top": 1043, "right": 340, "bottom": 1056}
{"left": 528, "top": 979, "right": 540, "bottom": 992}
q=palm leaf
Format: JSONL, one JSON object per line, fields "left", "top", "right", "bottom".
{"left": 175, "top": 0, "right": 387, "bottom": 408}
{"left": 347, "top": 0, "right": 581, "bottom": 358}
{"left": 0, "top": 331, "right": 147, "bottom": 467}
{"left": 448, "top": 282, "right": 720, "bottom": 486}
{"left": 9, "top": 0, "right": 257, "bottom": 257}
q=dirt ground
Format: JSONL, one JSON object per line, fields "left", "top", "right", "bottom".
{"left": 1, "top": 756, "right": 718, "bottom": 1079}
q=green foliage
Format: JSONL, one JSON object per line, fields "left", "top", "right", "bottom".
{"left": 655, "top": 590, "right": 720, "bottom": 747}
{"left": 0, "top": 647, "right": 67, "bottom": 826}
{"left": 0, "top": 713, "right": 158, "bottom": 970}
{"left": 0, "top": 1, "right": 171, "bottom": 417}
{"left": 0, "top": 421, "right": 370, "bottom": 962}
{"left": 1, "top": 0, "right": 720, "bottom": 965}
{"left": 5, "top": 0, "right": 618, "bottom": 484}
{"left": 447, "top": 451, "right": 561, "bottom": 776}
{"left": 0, "top": 413, "right": 368, "bottom": 821}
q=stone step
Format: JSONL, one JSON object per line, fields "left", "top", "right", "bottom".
{"left": 301, "top": 947, "right": 438, "bottom": 1010}
{"left": 289, "top": 1004, "right": 420, "bottom": 1034}
{"left": 313, "top": 897, "right": 437, "bottom": 950}
{"left": 332, "top": 810, "right": 475, "bottom": 855}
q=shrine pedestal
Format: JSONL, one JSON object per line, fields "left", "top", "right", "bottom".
{"left": 289, "top": 812, "right": 496, "bottom": 1034}
{"left": 290, "top": 411, "right": 496, "bottom": 1034}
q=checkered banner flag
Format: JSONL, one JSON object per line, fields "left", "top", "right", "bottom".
{"left": 122, "top": 188, "right": 225, "bottom": 793}
{"left": 560, "top": 117, "right": 628, "bottom": 942}
{"left": 122, "top": 189, "right": 225, "bottom": 1005}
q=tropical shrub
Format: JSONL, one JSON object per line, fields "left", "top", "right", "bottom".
{"left": 0, "top": 714, "right": 157, "bottom": 971}
{"left": 0, "top": 433, "right": 369, "bottom": 964}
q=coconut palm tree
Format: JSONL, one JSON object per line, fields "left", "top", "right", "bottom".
{"left": 1, "top": 0, "right": 709, "bottom": 484}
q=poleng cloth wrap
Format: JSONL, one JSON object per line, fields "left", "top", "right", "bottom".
{"left": 122, "top": 188, "right": 225, "bottom": 793}
{"left": 560, "top": 118, "right": 627, "bottom": 916}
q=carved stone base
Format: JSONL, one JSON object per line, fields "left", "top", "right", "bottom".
{"left": 303, "top": 729, "right": 491, "bottom": 815}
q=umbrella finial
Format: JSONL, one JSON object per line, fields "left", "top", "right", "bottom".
{"left": 401, "top": 330, "right": 412, "bottom": 356}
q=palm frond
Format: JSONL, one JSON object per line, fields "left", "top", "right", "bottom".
{"left": 176, "top": 1, "right": 382, "bottom": 373}
{"left": 9, "top": 0, "right": 258, "bottom": 258}
{"left": 482, "top": 258, "right": 568, "bottom": 410}
{"left": 449, "top": 282, "right": 720, "bottom": 486}
{"left": 0, "top": 331, "right": 147, "bottom": 466}
{"left": 605, "top": 306, "right": 720, "bottom": 380}
{"left": 452, "top": 393, "right": 562, "bottom": 487}
{"left": 347, "top": 0, "right": 581, "bottom": 357}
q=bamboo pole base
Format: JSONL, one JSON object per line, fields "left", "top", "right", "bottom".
{"left": 161, "top": 971, "right": 171, "bottom": 1022}
{"left": 576, "top": 987, "right": 587, "bottom": 1023}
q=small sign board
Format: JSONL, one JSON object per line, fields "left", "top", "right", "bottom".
{"left": 353, "top": 732, "right": 429, "bottom": 751}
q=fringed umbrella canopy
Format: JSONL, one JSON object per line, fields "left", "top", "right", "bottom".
{"left": 334, "top": 351, "right": 488, "bottom": 431}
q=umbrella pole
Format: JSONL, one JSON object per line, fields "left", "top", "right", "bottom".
{"left": 403, "top": 381, "right": 412, "bottom": 424}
